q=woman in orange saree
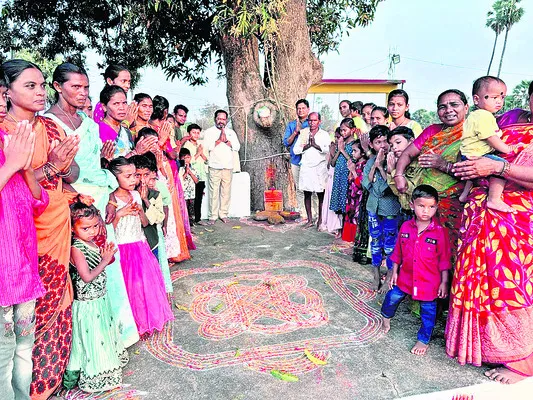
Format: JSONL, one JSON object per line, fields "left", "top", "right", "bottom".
{"left": 447, "top": 96, "right": 533, "bottom": 383}
{"left": 0, "top": 60, "right": 80, "bottom": 399}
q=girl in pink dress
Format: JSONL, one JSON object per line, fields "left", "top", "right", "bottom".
{"left": 108, "top": 157, "right": 174, "bottom": 336}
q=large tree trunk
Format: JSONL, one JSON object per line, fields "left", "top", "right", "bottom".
{"left": 487, "top": 32, "right": 499, "bottom": 75}
{"left": 219, "top": 0, "right": 323, "bottom": 210}
{"left": 497, "top": 28, "right": 509, "bottom": 77}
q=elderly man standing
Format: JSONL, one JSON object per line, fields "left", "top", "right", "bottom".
{"left": 293, "top": 112, "right": 330, "bottom": 228}
{"left": 283, "top": 99, "right": 309, "bottom": 211}
{"left": 203, "top": 109, "right": 240, "bottom": 224}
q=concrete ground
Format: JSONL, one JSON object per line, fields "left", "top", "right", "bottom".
{"left": 61, "top": 217, "right": 533, "bottom": 400}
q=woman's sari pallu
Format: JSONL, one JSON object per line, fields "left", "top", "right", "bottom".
{"left": 446, "top": 122, "right": 533, "bottom": 377}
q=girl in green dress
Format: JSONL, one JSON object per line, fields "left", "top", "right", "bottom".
{"left": 63, "top": 203, "right": 129, "bottom": 393}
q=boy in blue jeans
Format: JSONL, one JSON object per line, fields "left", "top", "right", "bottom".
{"left": 362, "top": 125, "right": 401, "bottom": 292}
{"left": 381, "top": 185, "right": 451, "bottom": 355}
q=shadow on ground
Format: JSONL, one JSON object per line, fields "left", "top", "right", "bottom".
{"left": 77, "top": 218, "right": 491, "bottom": 400}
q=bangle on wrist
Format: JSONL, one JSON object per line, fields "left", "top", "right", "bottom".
{"left": 47, "top": 162, "right": 60, "bottom": 174}
{"left": 498, "top": 161, "right": 511, "bottom": 177}
{"left": 394, "top": 174, "right": 405, "bottom": 178}
{"left": 58, "top": 167, "right": 72, "bottom": 178}
{"left": 42, "top": 163, "right": 53, "bottom": 181}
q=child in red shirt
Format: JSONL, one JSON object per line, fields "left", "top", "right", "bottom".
{"left": 381, "top": 184, "right": 451, "bottom": 355}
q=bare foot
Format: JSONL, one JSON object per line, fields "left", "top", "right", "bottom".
{"left": 378, "top": 270, "right": 392, "bottom": 294}
{"left": 382, "top": 317, "right": 391, "bottom": 333}
{"left": 410, "top": 341, "right": 429, "bottom": 355}
{"left": 485, "top": 367, "right": 527, "bottom": 384}
{"left": 304, "top": 221, "right": 315, "bottom": 229}
{"left": 371, "top": 267, "right": 381, "bottom": 291}
{"left": 487, "top": 199, "right": 517, "bottom": 213}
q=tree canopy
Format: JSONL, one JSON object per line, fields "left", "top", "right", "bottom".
{"left": 0, "top": 0, "right": 382, "bottom": 85}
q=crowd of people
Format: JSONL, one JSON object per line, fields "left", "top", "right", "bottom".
{"left": 1, "top": 54, "right": 533, "bottom": 400}
{"left": 284, "top": 79, "right": 533, "bottom": 383}
{"left": 0, "top": 59, "right": 242, "bottom": 399}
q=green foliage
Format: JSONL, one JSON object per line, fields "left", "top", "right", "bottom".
{"left": 502, "top": 79, "right": 531, "bottom": 112}
{"left": 319, "top": 103, "right": 335, "bottom": 132}
{"left": 195, "top": 102, "right": 226, "bottom": 129}
{"left": 486, "top": 0, "right": 525, "bottom": 76}
{"left": 490, "top": 0, "right": 525, "bottom": 31}
{"left": 412, "top": 109, "right": 439, "bottom": 129}
{"left": 0, "top": 0, "right": 383, "bottom": 85}
{"left": 308, "top": 0, "right": 382, "bottom": 55}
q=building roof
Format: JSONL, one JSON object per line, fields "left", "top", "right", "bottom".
{"left": 319, "top": 79, "right": 406, "bottom": 85}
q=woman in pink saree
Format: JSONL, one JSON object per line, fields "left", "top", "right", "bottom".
{"left": 446, "top": 81, "right": 533, "bottom": 384}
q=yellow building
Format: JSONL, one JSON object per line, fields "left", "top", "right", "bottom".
{"left": 309, "top": 78, "right": 406, "bottom": 103}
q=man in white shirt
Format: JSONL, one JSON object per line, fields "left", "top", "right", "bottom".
{"left": 293, "top": 112, "right": 331, "bottom": 228}
{"left": 202, "top": 110, "right": 241, "bottom": 224}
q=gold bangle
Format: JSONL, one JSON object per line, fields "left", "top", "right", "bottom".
{"left": 108, "top": 200, "right": 118, "bottom": 208}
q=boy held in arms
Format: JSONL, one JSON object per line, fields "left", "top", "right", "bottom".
{"left": 386, "top": 126, "right": 422, "bottom": 213}
{"left": 459, "top": 76, "right": 518, "bottom": 213}
{"left": 381, "top": 185, "right": 451, "bottom": 356}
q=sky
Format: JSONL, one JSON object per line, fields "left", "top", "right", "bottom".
{"left": 85, "top": 0, "right": 533, "bottom": 122}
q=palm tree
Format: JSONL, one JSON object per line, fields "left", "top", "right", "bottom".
{"left": 486, "top": 7, "right": 504, "bottom": 75}
{"left": 497, "top": 0, "right": 525, "bottom": 77}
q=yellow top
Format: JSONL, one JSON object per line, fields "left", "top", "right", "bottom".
{"left": 461, "top": 109, "right": 502, "bottom": 157}
{"left": 406, "top": 120, "right": 423, "bottom": 137}
{"left": 353, "top": 116, "right": 369, "bottom": 134}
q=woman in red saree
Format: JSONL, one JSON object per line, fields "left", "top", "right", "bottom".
{"left": 0, "top": 59, "right": 80, "bottom": 399}
{"left": 447, "top": 87, "right": 533, "bottom": 383}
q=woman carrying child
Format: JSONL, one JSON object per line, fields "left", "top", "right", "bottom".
{"left": 63, "top": 203, "right": 128, "bottom": 393}
{"left": 394, "top": 89, "right": 468, "bottom": 263}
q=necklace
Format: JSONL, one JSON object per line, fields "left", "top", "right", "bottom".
{"left": 56, "top": 104, "right": 79, "bottom": 131}
{"left": 7, "top": 112, "right": 36, "bottom": 125}
{"left": 104, "top": 117, "right": 121, "bottom": 133}
{"left": 395, "top": 117, "right": 408, "bottom": 127}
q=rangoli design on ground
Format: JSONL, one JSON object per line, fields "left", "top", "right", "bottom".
{"left": 238, "top": 217, "right": 307, "bottom": 233}
{"left": 56, "top": 384, "right": 147, "bottom": 399}
{"left": 191, "top": 274, "right": 328, "bottom": 340}
{"left": 308, "top": 240, "right": 353, "bottom": 256}
{"left": 145, "top": 259, "right": 383, "bottom": 375}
